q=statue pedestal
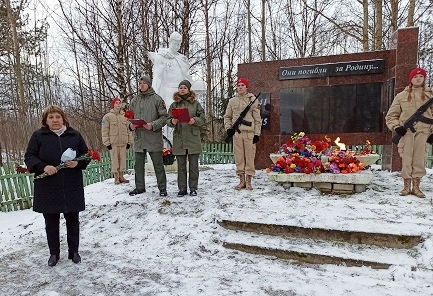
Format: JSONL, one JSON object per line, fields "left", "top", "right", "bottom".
{"left": 127, "top": 161, "right": 178, "bottom": 176}
{"left": 145, "top": 161, "right": 177, "bottom": 175}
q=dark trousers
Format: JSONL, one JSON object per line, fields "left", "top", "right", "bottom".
{"left": 43, "top": 212, "right": 80, "bottom": 255}
{"left": 176, "top": 153, "right": 200, "bottom": 191}
{"left": 134, "top": 150, "right": 167, "bottom": 190}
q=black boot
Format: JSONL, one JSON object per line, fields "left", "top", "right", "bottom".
{"left": 129, "top": 188, "right": 145, "bottom": 196}
{"left": 48, "top": 254, "right": 59, "bottom": 266}
{"left": 68, "top": 252, "right": 81, "bottom": 263}
{"left": 177, "top": 189, "right": 187, "bottom": 197}
{"left": 159, "top": 189, "right": 168, "bottom": 196}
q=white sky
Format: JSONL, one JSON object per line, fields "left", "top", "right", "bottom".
{"left": 1, "top": 164, "right": 433, "bottom": 295}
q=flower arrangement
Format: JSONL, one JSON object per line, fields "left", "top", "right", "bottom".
{"left": 162, "top": 147, "right": 175, "bottom": 165}
{"left": 35, "top": 149, "right": 101, "bottom": 179}
{"left": 321, "top": 150, "right": 364, "bottom": 174}
{"left": 267, "top": 132, "right": 365, "bottom": 174}
{"left": 15, "top": 165, "right": 30, "bottom": 174}
{"left": 269, "top": 132, "right": 330, "bottom": 174}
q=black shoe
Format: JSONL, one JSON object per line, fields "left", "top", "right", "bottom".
{"left": 48, "top": 254, "right": 59, "bottom": 266}
{"left": 129, "top": 188, "right": 145, "bottom": 196}
{"left": 190, "top": 190, "right": 197, "bottom": 196}
{"left": 178, "top": 190, "right": 187, "bottom": 197}
{"left": 159, "top": 189, "right": 168, "bottom": 196}
{"left": 68, "top": 252, "right": 81, "bottom": 263}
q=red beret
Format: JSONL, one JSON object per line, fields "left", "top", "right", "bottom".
{"left": 111, "top": 97, "right": 121, "bottom": 108}
{"left": 409, "top": 68, "right": 427, "bottom": 82}
{"left": 237, "top": 78, "right": 249, "bottom": 88}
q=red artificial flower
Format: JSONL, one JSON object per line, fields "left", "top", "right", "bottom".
{"left": 124, "top": 110, "right": 134, "bottom": 119}
{"left": 162, "top": 148, "right": 173, "bottom": 156}
{"left": 296, "top": 142, "right": 305, "bottom": 150}
{"left": 88, "top": 150, "right": 101, "bottom": 162}
{"left": 15, "top": 165, "right": 30, "bottom": 174}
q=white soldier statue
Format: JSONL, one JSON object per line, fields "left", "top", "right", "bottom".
{"left": 148, "top": 32, "right": 192, "bottom": 145}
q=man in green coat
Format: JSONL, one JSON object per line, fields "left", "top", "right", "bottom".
{"left": 129, "top": 75, "right": 168, "bottom": 196}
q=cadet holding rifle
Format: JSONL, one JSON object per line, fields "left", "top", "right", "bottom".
{"left": 385, "top": 68, "right": 433, "bottom": 198}
{"left": 224, "top": 78, "right": 261, "bottom": 190}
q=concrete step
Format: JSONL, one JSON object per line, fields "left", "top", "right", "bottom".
{"left": 218, "top": 220, "right": 422, "bottom": 249}
{"left": 219, "top": 220, "right": 420, "bottom": 269}
{"left": 224, "top": 242, "right": 391, "bottom": 269}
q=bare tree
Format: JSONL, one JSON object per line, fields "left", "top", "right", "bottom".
{"left": 407, "top": 0, "right": 415, "bottom": 27}
{"left": 115, "top": 0, "right": 126, "bottom": 100}
{"left": 374, "top": 0, "right": 383, "bottom": 50}
{"left": 4, "top": 0, "right": 26, "bottom": 116}
{"left": 390, "top": 0, "right": 398, "bottom": 31}
{"left": 261, "top": 0, "right": 265, "bottom": 61}
{"left": 247, "top": 0, "right": 252, "bottom": 62}
{"left": 361, "top": 0, "right": 369, "bottom": 51}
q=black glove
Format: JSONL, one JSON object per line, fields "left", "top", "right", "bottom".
{"left": 395, "top": 126, "right": 407, "bottom": 137}
{"left": 107, "top": 144, "right": 112, "bottom": 150}
{"left": 126, "top": 144, "right": 130, "bottom": 149}
{"left": 253, "top": 135, "right": 260, "bottom": 144}
{"left": 427, "top": 134, "right": 433, "bottom": 144}
{"left": 227, "top": 128, "right": 235, "bottom": 137}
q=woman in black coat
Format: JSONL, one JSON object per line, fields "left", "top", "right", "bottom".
{"left": 25, "top": 105, "right": 90, "bottom": 266}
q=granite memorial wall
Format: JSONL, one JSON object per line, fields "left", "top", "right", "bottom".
{"left": 238, "top": 27, "right": 420, "bottom": 171}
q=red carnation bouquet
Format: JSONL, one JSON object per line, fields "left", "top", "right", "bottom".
{"left": 35, "top": 149, "right": 101, "bottom": 179}
{"left": 16, "top": 165, "right": 30, "bottom": 174}
{"left": 124, "top": 110, "right": 134, "bottom": 119}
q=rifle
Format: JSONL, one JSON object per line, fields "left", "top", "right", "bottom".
{"left": 224, "top": 93, "right": 260, "bottom": 143}
{"left": 391, "top": 96, "right": 433, "bottom": 144}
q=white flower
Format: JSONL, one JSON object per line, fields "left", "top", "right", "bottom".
{"left": 61, "top": 148, "right": 77, "bottom": 162}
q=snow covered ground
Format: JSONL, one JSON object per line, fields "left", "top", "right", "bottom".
{"left": 1, "top": 164, "right": 433, "bottom": 295}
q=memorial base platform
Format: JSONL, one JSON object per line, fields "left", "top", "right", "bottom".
{"left": 127, "top": 161, "right": 178, "bottom": 176}
{"left": 267, "top": 170, "right": 374, "bottom": 194}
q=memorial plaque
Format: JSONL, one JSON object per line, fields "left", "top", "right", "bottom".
{"left": 280, "top": 83, "right": 382, "bottom": 134}
{"left": 328, "top": 84, "right": 357, "bottom": 133}
{"left": 279, "top": 60, "right": 385, "bottom": 80}
{"left": 304, "top": 87, "right": 329, "bottom": 134}
{"left": 354, "top": 83, "right": 382, "bottom": 132}
{"left": 280, "top": 89, "right": 304, "bottom": 135}
{"left": 257, "top": 93, "right": 271, "bottom": 130}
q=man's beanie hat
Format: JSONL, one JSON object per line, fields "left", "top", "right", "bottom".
{"left": 111, "top": 97, "right": 121, "bottom": 108}
{"left": 409, "top": 68, "right": 427, "bottom": 82}
{"left": 178, "top": 80, "right": 192, "bottom": 90}
{"left": 237, "top": 77, "right": 249, "bottom": 88}
{"left": 139, "top": 75, "right": 152, "bottom": 86}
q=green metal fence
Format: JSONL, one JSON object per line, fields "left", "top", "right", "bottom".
{"left": 0, "top": 163, "right": 33, "bottom": 212}
{"left": 0, "top": 144, "right": 234, "bottom": 212}
{"left": 200, "top": 143, "right": 234, "bottom": 164}
{"left": 4, "top": 143, "right": 432, "bottom": 213}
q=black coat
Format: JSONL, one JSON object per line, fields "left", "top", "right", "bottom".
{"left": 24, "top": 127, "right": 90, "bottom": 213}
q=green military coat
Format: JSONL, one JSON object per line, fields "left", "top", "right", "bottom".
{"left": 129, "top": 87, "right": 168, "bottom": 152}
{"left": 167, "top": 91, "right": 206, "bottom": 155}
